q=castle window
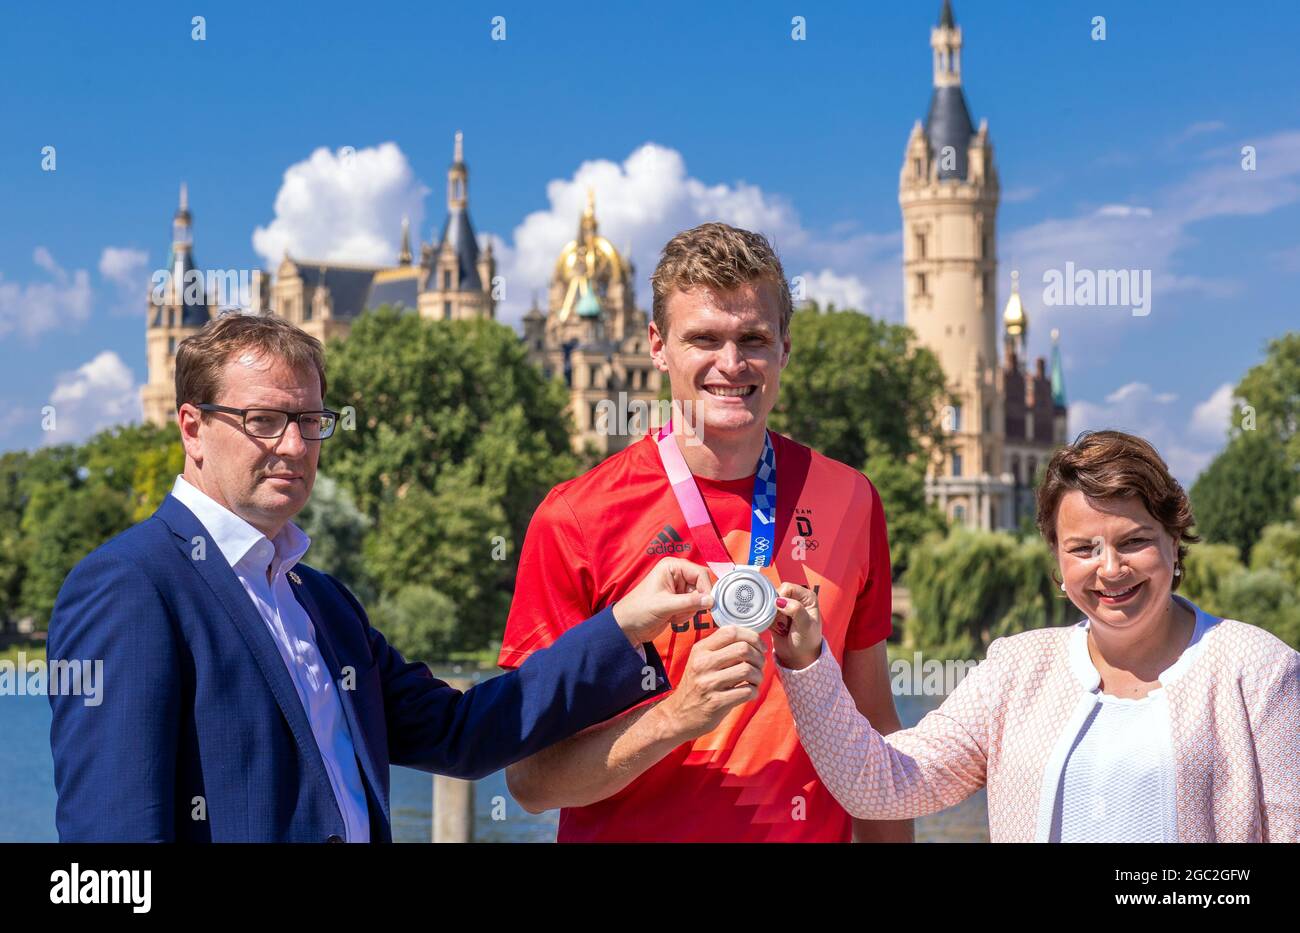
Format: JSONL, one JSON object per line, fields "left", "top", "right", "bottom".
{"left": 915, "top": 233, "right": 927, "bottom": 259}
{"left": 916, "top": 273, "right": 928, "bottom": 297}
{"left": 953, "top": 503, "right": 966, "bottom": 524}
{"left": 952, "top": 453, "right": 963, "bottom": 477}
{"left": 1028, "top": 457, "right": 1038, "bottom": 483}
{"left": 913, "top": 158, "right": 923, "bottom": 178}
{"left": 443, "top": 302, "right": 452, "bottom": 320}
{"left": 443, "top": 270, "right": 452, "bottom": 290}
{"left": 168, "top": 336, "right": 177, "bottom": 355}
{"left": 950, "top": 404, "right": 962, "bottom": 431}
{"left": 1011, "top": 455, "right": 1021, "bottom": 484}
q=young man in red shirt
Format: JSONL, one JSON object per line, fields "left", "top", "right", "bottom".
{"left": 499, "top": 222, "right": 910, "bottom": 842}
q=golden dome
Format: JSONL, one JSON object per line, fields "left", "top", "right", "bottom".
{"left": 1003, "top": 269, "right": 1027, "bottom": 338}
{"left": 554, "top": 189, "right": 628, "bottom": 320}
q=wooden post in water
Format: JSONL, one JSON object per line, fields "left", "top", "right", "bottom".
{"left": 433, "top": 676, "right": 475, "bottom": 843}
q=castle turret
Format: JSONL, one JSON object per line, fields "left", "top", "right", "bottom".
{"left": 141, "top": 183, "right": 213, "bottom": 426}
{"left": 418, "top": 131, "right": 496, "bottom": 321}
{"left": 900, "top": 1, "right": 1007, "bottom": 530}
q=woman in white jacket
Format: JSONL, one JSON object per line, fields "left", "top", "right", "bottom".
{"left": 769, "top": 429, "right": 1299, "bottom": 842}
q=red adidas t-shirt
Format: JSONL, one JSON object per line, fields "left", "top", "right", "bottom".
{"left": 498, "top": 429, "right": 893, "bottom": 842}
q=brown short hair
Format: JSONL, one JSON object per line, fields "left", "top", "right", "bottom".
{"left": 1036, "top": 430, "right": 1200, "bottom": 590}
{"left": 175, "top": 311, "right": 327, "bottom": 412}
{"left": 650, "top": 222, "right": 794, "bottom": 338}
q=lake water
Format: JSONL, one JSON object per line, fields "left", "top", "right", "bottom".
{"left": 2, "top": 691, "right": 988, "bottom": 843}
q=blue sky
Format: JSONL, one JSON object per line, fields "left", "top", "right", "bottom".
{"left": 1, "top": 0, "right": 1297, "bottom": 483}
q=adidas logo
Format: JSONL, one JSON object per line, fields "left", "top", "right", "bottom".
{"left": 646, "top": 523, "right": 691, "bottom": 555}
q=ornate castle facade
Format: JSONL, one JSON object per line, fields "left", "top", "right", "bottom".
{"left": 143, "top": 1, "right": 1064, "bottom": 502}
{"left": 140, "top": 134, "right": 660, "bottom": 452}
{"left": 900, "top": 0, "right": 1067, "bottom": 531}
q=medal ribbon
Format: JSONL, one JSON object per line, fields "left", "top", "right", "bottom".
{"left": 655, "top": 421, "right": 777, "bottom": 578}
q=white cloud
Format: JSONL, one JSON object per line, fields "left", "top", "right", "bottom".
{"left": 1002, "top": 128, "right": 1300, "bottom": 362}
{"left": 1189, "top": 382, "right": 1236, "bottom": 441}
{"left": 1171, "top": 120, "right": 1227, "bottom": 144}
{"left": 99, "top": 247, "right": 149, "bottom": 289}
{"left": 0, "top": 248, "right": 93, "bottom": 340}
{"left": 0, "top": 404, "right": 31, "bottom": 442}
{"left": 99, "top": 246, "right": 150, "bottom": 315}
{"left": 795, "top": 268, "right": 872, "bottom": 312}
{"left": 33, "top": 247, "right": 58, "bottom": 275}
{"left": 494, "top": 142, "right": 900, "bottom": 325}
{"left": 1068, "top": 381, "right": 1236, "bottom": 487}
{"left": 252, "top": 143, "right": 430, "bottom": 268}
{"left": 1002, "top": 186, "right": 1039, "bottom": 204}
{"left": 1271, "top": 243, "right": 1300, "bottom": 272}
{"left": 42, "top": 351, "right": 142, "bottom": 445}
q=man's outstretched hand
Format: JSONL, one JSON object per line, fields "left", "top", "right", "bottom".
{"left": 612, "top": 557, "right": 714, "bottom": 649}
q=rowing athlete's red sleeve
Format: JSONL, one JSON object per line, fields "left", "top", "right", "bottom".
{"left": 844, "top": 478, "right": 894, "bottom": 651}
{"left": 497, "top": 487, "right": 599, "bottom": 671}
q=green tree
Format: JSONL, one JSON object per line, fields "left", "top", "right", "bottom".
{"left": 20, "top": 482, "right": 132, "bottom": 628}
{"left": 770, "top": 301, "right": 950, "bottom": 469}
{"left": 11, "top": 424, "right": 184, "bottom": 629}
{"left": 904, "top": 526, "right": 1075, "bottom": 658}
{"left": 323, "top": 308, "right": 579, "bottom": 652}
{"left": 1190, "top": 431, "right": 1298, "bottom": 563}
{"left": 1218, "top": 569, "right": 1300, "bottom": 648}
{"left": 369, "top": 585, "right": 459, "bottom": 665}
{"left": 770, "top": 302, "right": 952, "bottom": 578}
{"left": 324, "top": 307, "right": 577, "bottom": 533}
{"left": 295, "top": 473, "right": 375, "bottom": 605}
{"left": 1234, "top": 332, "right": 1300, "bottom": 466}
{"left": 1249, "top": 501, "right": 1300, "bottom": 590}
{"left": 1179, "top": 541, "right": 1247, "bottom": 617}
{"left": 0, "top": 451, "right": 32, "bottom": 627}
{"left": 862, "top": 438, "right": 947, "bottom": 579}
{"left": 361, "top": 463, "right": 512, "bottom": 655}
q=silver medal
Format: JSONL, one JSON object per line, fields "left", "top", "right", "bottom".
{"left": 710, "top": 566, "right": 779, "bottom": 633}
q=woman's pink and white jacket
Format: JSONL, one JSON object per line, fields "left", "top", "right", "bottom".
{"left": 777, "top": 606, "right": 1300, "bottom": 842}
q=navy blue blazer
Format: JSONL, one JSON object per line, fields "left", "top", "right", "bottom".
{"left": 47, "top": 493, "right": 667, "bottom": 842}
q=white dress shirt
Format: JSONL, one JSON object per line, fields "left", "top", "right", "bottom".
{"left": 1051, "top": 600, "right": 1213, "bottom": 842}
{"left": 171, "top": 475, "right": 371, "bottom": 842}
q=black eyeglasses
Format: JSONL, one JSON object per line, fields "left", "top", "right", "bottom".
{"left": 196, "top": 404, "right": 339, "bottom": 440}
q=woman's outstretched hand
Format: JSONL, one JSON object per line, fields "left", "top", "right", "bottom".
{"left": 770, "top": 581, "right": 824, "bottom": 670}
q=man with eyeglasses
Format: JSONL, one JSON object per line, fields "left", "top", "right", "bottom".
{"left": 47, "top": 312, "right": 737, "bottom": 842}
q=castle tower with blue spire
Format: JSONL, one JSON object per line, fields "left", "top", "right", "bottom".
{"left": 900, "top": 0, "right": 1007, "bottom": 529}
{"left": 141, "top": 183, "right": 216, "bottom": 426}
{"left": 900, "top": 1, "right": 1066, "bottom": 530}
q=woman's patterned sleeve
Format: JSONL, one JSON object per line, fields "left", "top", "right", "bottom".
{"left": 777, "top": 639, "right": 996, "bottom": 820}
{"left": 1249, "top": 649, "right": 1300, "bottom": 843}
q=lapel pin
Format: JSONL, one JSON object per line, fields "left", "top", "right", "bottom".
{"left": 288, "top": 571, "right": 302, "bottom": 585}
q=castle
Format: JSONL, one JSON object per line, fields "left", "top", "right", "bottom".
{"left": 140, "top": 133, "right": 661, "bottom": 456}
{"left": 141, "top": 0, "right": 1064, "bottom": 526}
{"left": 899, "top": 0, "right": 1067, "bottom": 530}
